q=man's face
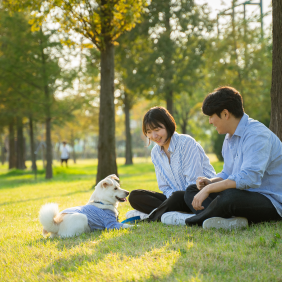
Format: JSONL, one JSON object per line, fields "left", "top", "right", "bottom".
{"left": 209, "top": 112, "right": 228, "bottom": 134}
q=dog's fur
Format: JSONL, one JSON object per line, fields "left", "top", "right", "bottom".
{"left": 39, "top": 174, "right": 132, "bottom": 238}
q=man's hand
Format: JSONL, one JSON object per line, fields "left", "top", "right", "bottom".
{"left": 192, "top": 186, "right": 210, "bottom": 211}
{"left": 196, "top": 177, "right": 212, "bottom": 190}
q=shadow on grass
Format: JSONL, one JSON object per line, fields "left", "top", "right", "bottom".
{"left": 36, "top": 223, "right": 194, "bottom": 277}
{"left": 0, "top": 189, "right": 91, "bottom": 207}
{"left": 0, "top": 163, "right": 156, "bottom": 191}
{"left": 0, "top": 168, "right": 45, "bottom": 178}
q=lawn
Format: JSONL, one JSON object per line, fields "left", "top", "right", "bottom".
{"left": 0, "top": 157, "right": 281, "bottom": 282}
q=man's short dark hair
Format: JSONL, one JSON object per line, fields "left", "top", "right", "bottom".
{"left": 202, "top": 86, "right": 244, "bottom": 118}
{"left": 143, "top": 106, "right": 176, "bottom": 141}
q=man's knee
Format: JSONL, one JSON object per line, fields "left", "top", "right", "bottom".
{"left": 186, "top": 184, "right": 198, "bottom": 193}
{"left": 128, "top": 190, "right": 142, "bottom": 204}
{"left": 167, "top": 191, "right": 185, "bottom": 203}
{"left": 184, "top": 184, "right": 198, "bottom": 205}
{"left": 219, "top": 188, "right": 245, "bottom": 202}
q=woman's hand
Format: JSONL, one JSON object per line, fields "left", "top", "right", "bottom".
{"left": 196, "top": 177, "right": 212, "bottom": 190}
{"left": 192, "top": 186, "right": 210, "bottom": 211}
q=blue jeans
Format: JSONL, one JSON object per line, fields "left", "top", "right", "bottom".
{"left": 184, "top": 184, "right": 281, "bottom": 225}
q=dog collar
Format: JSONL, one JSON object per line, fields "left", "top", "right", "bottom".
{"left": 94, "top": 201, "right": 105, "bottom": 205}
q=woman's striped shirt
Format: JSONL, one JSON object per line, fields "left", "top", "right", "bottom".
{"left": 151, "top": 132, "right": 216, "bottom": 198}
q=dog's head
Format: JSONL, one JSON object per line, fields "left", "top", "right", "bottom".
{"left": 88, "top": 175, "right": 129, "bottom": 206}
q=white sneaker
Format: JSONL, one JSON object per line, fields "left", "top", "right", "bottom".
{"left": 161, "top": 212, "right": 195, "bottom": 226}
{"left": 202, "top": 217, "right": 248, "bottom": 230}
{"left": 126, "top": 210, "right": 149, "bottom": 220}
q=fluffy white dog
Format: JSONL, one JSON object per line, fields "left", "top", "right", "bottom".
{"left": 39, "top": 174, "right": 134, "bottom": 238}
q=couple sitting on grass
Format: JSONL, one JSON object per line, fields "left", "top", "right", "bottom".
{"left": 126, "top": 86, "right": 282, "bottom": 229}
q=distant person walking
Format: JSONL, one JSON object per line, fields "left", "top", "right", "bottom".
{"left": 61, "top": 141, "right": 69, "bottom": 167}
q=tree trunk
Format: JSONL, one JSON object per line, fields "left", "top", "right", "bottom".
{"left": 166, "top": 90, "right": 173, "bottom": 116}
{"left": 45, "top": 117, "right": 53, "bottom": 178}
{"left": 29, "top": 117, "right": 37, "bottom": 171}
{"left": 164, "top": 4, "right": 174, "bottom": 116}
{"left": 40, "top": 28, "right": 53, "bottom": 179}
{"left": 8, "top": 120, "right": 16, "bottom": 169}
{"left": 269, "top": 0, "right": 282, "bottom": 140}
{"left": 83, "top": 138, "right": 87, "bottom": 159}
{"left": 96, "top": 42, "right": 118, "bottom": 183}
{"left": 71, "top": 130, "right": 76, "bottom": 164}
{"left": 16, "top": 117, "right": 25, "bottom": 169}
{"left": 0, "top": 134, "right": 5, "bottom": 165}
{"left": 124, "top": 93, "right": 133, "bottom": 165}
{"left": 180, "top": 118, "right": 187, "bottom": 135}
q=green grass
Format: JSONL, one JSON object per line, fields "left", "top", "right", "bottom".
{"left": 0, "top": 158, "right": 282, "bottom": 281}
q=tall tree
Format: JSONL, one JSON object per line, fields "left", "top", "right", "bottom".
{"left": 6, "top": 0, "right": 147, "bottom": 182}
{"left": 115, "top": 29, "right": 151, "bottom": 164}
{"left": 0, "top": 11, "right": 76, "bottom": 177}
{"left": 269, "top": 0, "right": 282, "bottom": 140}
{"left": 136, "top": 0, "right": 213, "bottom": 115}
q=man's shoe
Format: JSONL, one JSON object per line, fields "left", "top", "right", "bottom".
{"left": 202, "top": 217, "right": 248, "bottom": 230}
{"left": 161, "top": 212, "right": 195, "bottom": 226}
{"left": 126, "top": 209, "right": 149, "bottom": 220}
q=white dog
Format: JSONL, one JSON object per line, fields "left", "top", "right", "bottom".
{"left": 39, "top": 174, "right": 134, "bottom": 238}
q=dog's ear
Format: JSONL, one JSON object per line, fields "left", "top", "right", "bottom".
{"left": 102, "top": 178, "right": 114, "bottom": 188}
{"left": 107, "top": 174, "right": 119, "bottom": 182}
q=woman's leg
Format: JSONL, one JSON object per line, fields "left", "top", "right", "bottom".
{"left": 128, "top": 189, "right": 167, "bottom": 214}
{"left": 147, "top": 191, "right": 193, "bottom": 222}
{"left": 184, "top": 186, "right": 281, "bottom": 226}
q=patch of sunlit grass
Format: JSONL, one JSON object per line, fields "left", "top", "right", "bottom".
{"left": 0, "top": 158, "right": 281, "bottom": 281}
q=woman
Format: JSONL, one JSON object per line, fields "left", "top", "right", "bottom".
{"left": 127, "top": 106, "right": 216, "bottom": 224}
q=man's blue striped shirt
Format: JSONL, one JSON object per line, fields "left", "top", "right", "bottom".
{"left": 217, "top": 113, "right": 282, "bottom": 217}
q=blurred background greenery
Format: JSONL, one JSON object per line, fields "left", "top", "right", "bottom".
{"left": 0, "top": 0, "right": 272, "bottom": 176}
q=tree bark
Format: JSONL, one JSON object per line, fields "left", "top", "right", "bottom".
{"left": 71, "top": 130, "right": 76, "bottom": 164}
{"left": 16, "top": 117, "right": 26, "bottom": 169}
{"left": 96, "top": 42, "right": 118, "bottom": 183}
{"left": 0, "top": 134, "right": 5, "bottom": 165}
{"left": 8, "top": 120, "right": 16, "bottom": 169}
{"left": 269, "top": 0, "right": 282, "bottom": 140}
{"left": 40, "top": 28, "right": 53, "bottom": 179}
{"left": 45, "top": 117, "right": 53, "bottom": 178}
{"left": 124, "top": 92, "right": 133, "bottom": 165}
{"left": 83, "top": 138, "right": 87, "bottom": 159}
{"left": 166, "top": 90, "right": 173, "bottom": 116}
{"left": 29, "top": 117, "right": 37, "bottom": 171}
{"left": 164, "top": 4, "right": 174, "bottom": 116}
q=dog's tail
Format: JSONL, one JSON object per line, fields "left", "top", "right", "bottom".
{"left": 39, "top": 203, "right": 60, "bottom": 237}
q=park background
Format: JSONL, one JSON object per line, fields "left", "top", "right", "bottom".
{"left": 1, "top": 0, "right": 282, "bottom": 281}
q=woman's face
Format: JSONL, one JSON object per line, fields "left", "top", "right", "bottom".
{"left": 146, "top": 123, "right": 170, "bottom": 147}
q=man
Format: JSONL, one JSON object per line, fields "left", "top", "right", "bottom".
{"left": 183, "top": 86, "right": 282, "bottom": 229}
{"left": 61, "top": 141, "right": 69, "bottom": 167}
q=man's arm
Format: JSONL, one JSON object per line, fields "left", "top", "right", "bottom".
{"left": 196, "top": 176, "right": 224, "bottom": 190}
{"left": 192, "top": 179, "right": 236, "bottom": 210}
{"left": 193, "top": 129, "right": 272, "bottom": 210}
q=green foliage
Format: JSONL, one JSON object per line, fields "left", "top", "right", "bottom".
{"left": 212, "top": 133, "right": 225, "bottom": 162}
{"left": 0, "top": 11, "right": 77, "bottom": 123}
{"left": 132, "top": 0, "right": 214, "bottom": 106}
{"left": 5, "top": 0, "right": 147, "bottom": 51}
{"left": 202, "top": 18, "right": 272, "bottom": 125}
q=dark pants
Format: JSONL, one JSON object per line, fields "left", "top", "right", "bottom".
{"left": 129, "top": 189, "right": 192, "bottom": 221}
{"left": 184, "top": 184, "right": 281, "bottom": 226}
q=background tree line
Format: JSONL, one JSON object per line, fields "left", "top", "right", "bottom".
{"left": 0, "top": 0, "right": 281, "bottom": 181}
